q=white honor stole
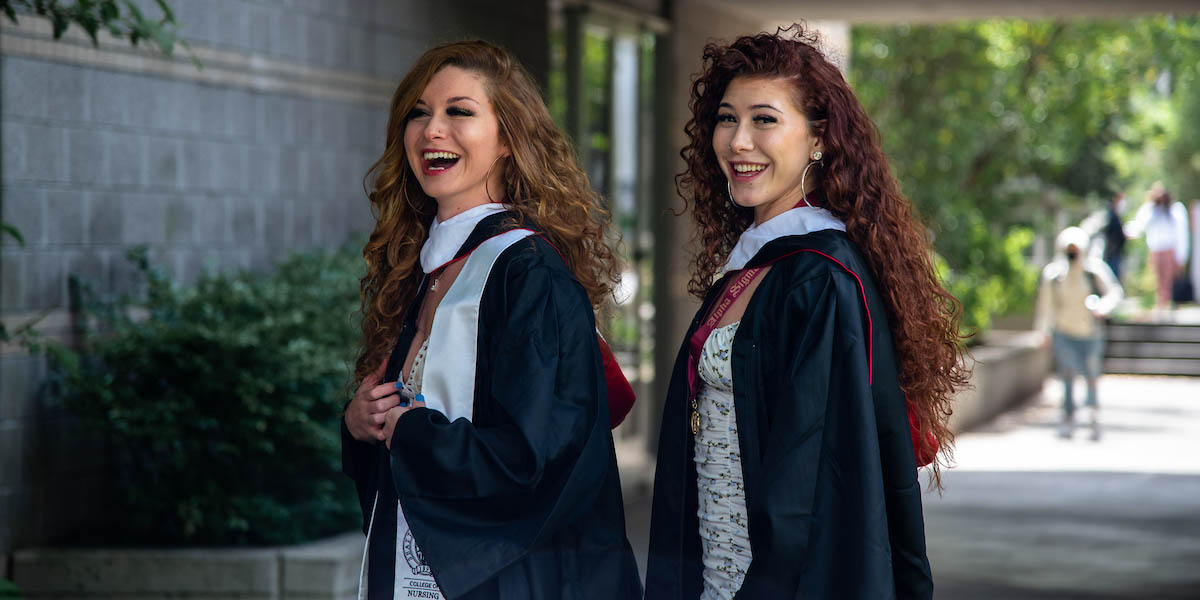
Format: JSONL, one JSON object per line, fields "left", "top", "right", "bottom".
{"left": 360, "top": 228, "right": 535, "bottom": 600}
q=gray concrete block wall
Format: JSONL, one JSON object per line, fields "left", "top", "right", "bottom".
{"left": 1, "top": 0, "right": 551, "bottom": 560}
{"left": 1, "top": 56, "right": 382, "bottom": 310}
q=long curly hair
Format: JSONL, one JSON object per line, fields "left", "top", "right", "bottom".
{"left": 355, "top": 40, "right": 620, "bottom": 387}
{"left": 678, "top": 25, "right": 970, "bottom": 484}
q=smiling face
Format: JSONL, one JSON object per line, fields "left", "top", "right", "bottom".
{"left": 712, "top": 76, "right": 823, "bottom": 225}
{"left": 403, "top": 66, "right": 509, "bottom": 220}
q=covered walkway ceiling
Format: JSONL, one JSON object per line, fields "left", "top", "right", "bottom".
{"left": 699, "top": 0, "right": 1200, "bottom": 23}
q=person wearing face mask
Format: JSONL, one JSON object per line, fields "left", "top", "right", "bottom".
{"left": 1035, "top": 227, "right": 1123, "bottom": 441}
{"left": 645, "top": 26, "right": 970, "bottom": 600}
{"left": 340, "top": 40, "right": 641, "bottom": 600}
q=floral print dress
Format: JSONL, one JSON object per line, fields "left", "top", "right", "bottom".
{"left": 694, "top": 321, "right": 752, "bottom": 600}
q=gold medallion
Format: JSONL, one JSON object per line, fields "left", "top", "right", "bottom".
{"left": 690, "top": 410, "right": 701, "bottom": 435}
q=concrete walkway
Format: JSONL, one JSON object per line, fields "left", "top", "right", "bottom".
{"left": 927, "top": 374, "right": 1200, "bottom": 599}
{"left": 623, "top": 374, "right": 1200, "bottom": 598}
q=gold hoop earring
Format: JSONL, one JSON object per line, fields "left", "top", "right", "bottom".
{"left": 484, "top": 156, "right": 505, "bottom": 203}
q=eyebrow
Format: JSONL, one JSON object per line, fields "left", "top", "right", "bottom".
{"left": 414, "top": 96, "right": 481, "bottom": 106}
{"left": 718, "top": 102, "right": 782, "bottom": 113}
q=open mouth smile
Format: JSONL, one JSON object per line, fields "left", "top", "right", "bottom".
{"left": 421, "top": 150, "right": 460, "bottom": 176}
{"left": 730, "top": 161, "right": 767, "bottom": 181}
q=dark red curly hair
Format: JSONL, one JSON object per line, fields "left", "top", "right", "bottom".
{"left": 678, "top": 24, "right": 970, "bottom": 484}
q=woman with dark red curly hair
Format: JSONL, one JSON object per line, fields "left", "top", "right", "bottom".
{"left": 645, "top": 25, "right": 969, "bottom": 600}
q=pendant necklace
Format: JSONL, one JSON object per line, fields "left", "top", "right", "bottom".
{"left": 690, "top": 396, "right": 701, "bottom": 435}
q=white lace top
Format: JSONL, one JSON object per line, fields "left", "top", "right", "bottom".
{"left": 694, "top": 321, "right": 752, "bottom": 600}
{"left": 405, "top": 338, "right": 430, "bottom": 394}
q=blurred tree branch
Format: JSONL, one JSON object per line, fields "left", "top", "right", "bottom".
{"left": 2, "top": 0, "right": 192, "bottom": 61}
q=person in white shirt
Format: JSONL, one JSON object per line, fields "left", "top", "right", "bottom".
{"left": 1035, "top": 227, "right": 1123, "bottom": 440}
{"left": 1126, "top": 184, "right": 1190, "bottom": 311}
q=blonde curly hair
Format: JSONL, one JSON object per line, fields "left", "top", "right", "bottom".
{"left": 354, "top": 40, "right": 620, "bottom": 386}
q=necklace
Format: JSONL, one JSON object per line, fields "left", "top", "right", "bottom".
{"left": 691, "top": 396, "right": 701, "bottom": 435}
{"left": 429, "top": 271, "right": 443, "bottom": 293}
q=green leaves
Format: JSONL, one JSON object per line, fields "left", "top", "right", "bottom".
{"left": 1, "top": 223, "right": 24, "bottom": 246}
{"left": 46, "top": 241, "right": 366, "bottom": 545}
{"left": 851, "top": 16, "right": 1200, "bottom": 332}
{"left": 2, "top": 0, "right": 190, "bottom": 62}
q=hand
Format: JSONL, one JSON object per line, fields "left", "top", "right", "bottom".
{"left": 345, "top": 357, "right": 401, "bottom": 443}
{"left": 384, "top": 399, "right": 426, "bottom": 449}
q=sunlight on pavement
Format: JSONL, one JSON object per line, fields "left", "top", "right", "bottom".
{"left": 924, "top": 374, "right": 1200, "bottom": 599}
{"left": 947, "top": 375, "right": 1200, "bottom": 474}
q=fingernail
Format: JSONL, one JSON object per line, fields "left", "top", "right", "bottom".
{"left": 394, "top": 380, "right": 403, "bottom": 390}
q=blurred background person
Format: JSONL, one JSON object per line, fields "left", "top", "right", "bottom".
{"left": 1103, "top": 192, "right": 1129, "bottom": 283}
{"left": 1127, "top": 183, "right": 1190, "bottom": 314}
{"left": 1036, "top": 227, "right": 1123, "bottom": 441}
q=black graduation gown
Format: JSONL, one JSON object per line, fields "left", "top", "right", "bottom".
{"left": 342, "top": 212, "right": 643, "bottom": 600}
{"left": 644, "top": 229, "right": 934, "bottom": 600}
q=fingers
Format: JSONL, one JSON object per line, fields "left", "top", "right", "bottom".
{"left": 370, "top": 382, "right": 400, "bottom": 400}
{"left": 374, "top": 394, "right": 401, "bottom": 412}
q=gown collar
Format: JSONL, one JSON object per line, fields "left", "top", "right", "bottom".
{"left": 722, "top": 190, "right": 846, "bottom": 273}
{"left": 419, "top": 203, "right": 510, "bottom": 273}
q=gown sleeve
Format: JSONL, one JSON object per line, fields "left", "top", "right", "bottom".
{"left": 736, "top": 269, "right": 932, "bottom": 599}
{"left": 341, "top": 407, "right": 381, "bottom": 534}
{"left": 386, "top": 247, "right": 612, "bottom": 598}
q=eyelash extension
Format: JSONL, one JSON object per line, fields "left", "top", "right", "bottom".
{"left": 715, "top": 113, "right": 777, "bottom": 124}
{"left": 406, "top": 108, "right": 430, "bottom": 120}
{"left": 448, "top": 107, "right": 475, "bottom": 117}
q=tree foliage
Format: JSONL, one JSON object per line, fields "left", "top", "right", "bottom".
{"left": 850, "top": 16, "right": 1200, "bottom": 331}
{"left": 2, "top": 0, "right": 185, "bottom": 56}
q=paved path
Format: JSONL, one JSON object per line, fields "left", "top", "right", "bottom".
{"left": 928, "top": 374, "right": 1200, "bottom": 599}
{"left": 624, "top": 375, "right": 1200, "bottom": 598}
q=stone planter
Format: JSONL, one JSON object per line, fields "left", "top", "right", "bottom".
{"left": 949, "top": 329, "right": 1051, "bottom": 432}
{"left": 11, "top": 531, "right": 363, "bottom": 600}
{"left": 9, "top": 332, "right": 1051, "bottom": 598}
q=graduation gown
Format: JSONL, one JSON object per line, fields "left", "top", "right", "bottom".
{"left": 644, "top": 229, "right": 933, "bottom": 600}
{"left": 342, "top": 212, "right": 643, "bottom": 599}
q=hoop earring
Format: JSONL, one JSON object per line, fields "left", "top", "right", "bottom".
{"left": 404, "top": 174, "right": 427, "bottom": 214}
{"left": 484, "top": 156, "right": 505, "bottom": 203}
{"left": 799, "top": 160, "right": 820, "bottom": 207}
{"left": 727, "top": 179, "right": 735, "bottom": 205}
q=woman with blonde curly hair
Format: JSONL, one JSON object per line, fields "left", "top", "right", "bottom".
{"left": 341, "top": 40, "right": 641, "bottom": 599}
{"left": 645, "top": 26, "right": 969, "bottom": 599}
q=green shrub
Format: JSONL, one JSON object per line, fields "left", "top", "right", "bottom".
{"left": 0, "top": 578, "right": 21, "bottom": 598}
{"left": 45, "top": 243, "right": 364, "bottom": 545}
{"left": 935, "top": 224, "right": 1040, "bottom": 338}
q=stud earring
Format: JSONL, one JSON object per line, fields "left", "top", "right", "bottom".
{"left": 812, "top": 151, "right": 823, "bottom": 161}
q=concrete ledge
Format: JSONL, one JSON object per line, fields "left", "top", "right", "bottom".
{"left": 950, "top": 329, "right": 1051, "bottom": 432}
{"left": 11, "top": 532, "right": 363, "bottom": 600}
{"left": 8, "top": 334, "right": 1049, "bottom": 598}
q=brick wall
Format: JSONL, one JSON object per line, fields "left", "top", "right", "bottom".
{"left": 0, "top": 0, "right": 548, "bottom": 562}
